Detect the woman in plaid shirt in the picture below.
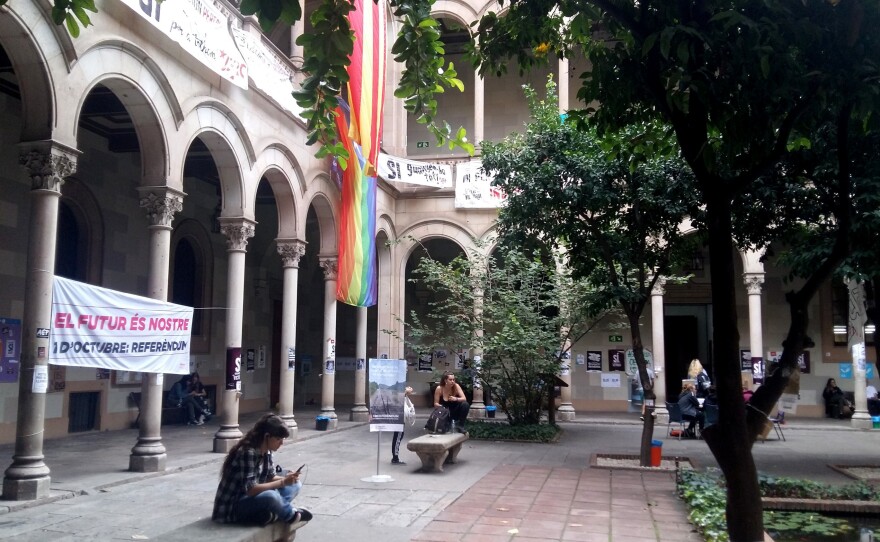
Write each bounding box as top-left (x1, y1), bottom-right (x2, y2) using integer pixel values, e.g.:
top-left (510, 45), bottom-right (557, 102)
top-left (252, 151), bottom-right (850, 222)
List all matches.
top-left (212, 413), bottom-right (312, 529)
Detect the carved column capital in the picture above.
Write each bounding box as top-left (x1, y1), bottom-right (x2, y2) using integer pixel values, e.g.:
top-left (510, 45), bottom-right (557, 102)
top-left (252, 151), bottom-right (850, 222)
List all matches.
top-left (137, 187), bottom-right (185, 228)
top-left (19, 143), bottom-right (79, 192)
top-left (743, 273), bottom-right (765, 295)
top-left (651, 276), bottom-right (667, 297)
top-left (319, 257), bottom-right (338, 281)
top-left (219, 218), bottom-right (256, 252)
top-left (277, 239), bottom-right (307, 268)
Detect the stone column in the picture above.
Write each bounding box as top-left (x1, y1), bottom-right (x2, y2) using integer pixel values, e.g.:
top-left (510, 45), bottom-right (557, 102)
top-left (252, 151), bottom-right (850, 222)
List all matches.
top-left (473, 70), bottom-right (485, 150)
top-left (744, 273), bottom-right (765, 386)
top-left (213, 218), bottom-right (255, 453)
top-left (276, 239), bottom-right (306, 436)
top-left (556, 256), bottom-right (575, 422)
top-left (319, 257), bottom-right (338, 430)
top-left (848, 279), bottom-right (871, 428)
top-left (129, 188), bottom-right (184, 472)
top-left (350, 306), bottom-right (368, 421)
top-left (3, 143), bottom-right (77, 500)
top-left (651, 277), bottom-right (668, 422)
top-left (558, 57), bottom-right (569, 114)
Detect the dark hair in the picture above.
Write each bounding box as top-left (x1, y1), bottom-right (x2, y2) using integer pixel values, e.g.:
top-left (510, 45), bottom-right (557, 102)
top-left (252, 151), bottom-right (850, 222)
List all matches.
top-left (191, 371), bottom-right (200, 380)
top-left (440, 372), bottom-right (455, 386)
top-left (221, 413), bottom-right (290, 477)
top-left (826, 378), bottom-right (837, 388)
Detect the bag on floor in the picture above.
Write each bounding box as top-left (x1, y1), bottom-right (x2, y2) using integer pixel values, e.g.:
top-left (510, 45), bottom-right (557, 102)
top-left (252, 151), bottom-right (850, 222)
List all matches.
top-left (425, 406), bottom-right (451, 434)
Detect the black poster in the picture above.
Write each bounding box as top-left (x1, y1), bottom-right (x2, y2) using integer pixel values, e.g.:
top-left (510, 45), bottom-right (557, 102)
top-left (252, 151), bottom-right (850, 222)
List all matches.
top-left (798, 351), bottom-right (811, 374)
top-left (586, 351), bottom-right (602, 371)
top-left (609, 349), bottom-right (625, 371)
top-left (226, 347), bottom-right (241, 390)
top-left (740, 349), bottom-right (752, 371)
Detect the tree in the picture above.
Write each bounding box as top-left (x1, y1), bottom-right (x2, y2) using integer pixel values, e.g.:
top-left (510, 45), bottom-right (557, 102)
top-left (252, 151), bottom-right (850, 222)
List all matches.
top-left (403, 243), bottom-right (614, 426)
top-left (469, 1), bottom-right (880, 539)
top-left (481, 79), bottom-right (699, 465)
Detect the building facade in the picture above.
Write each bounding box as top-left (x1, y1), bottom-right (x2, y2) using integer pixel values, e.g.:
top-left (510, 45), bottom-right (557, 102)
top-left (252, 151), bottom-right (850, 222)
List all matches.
top-left (0, 0), bottom-right (874, 499)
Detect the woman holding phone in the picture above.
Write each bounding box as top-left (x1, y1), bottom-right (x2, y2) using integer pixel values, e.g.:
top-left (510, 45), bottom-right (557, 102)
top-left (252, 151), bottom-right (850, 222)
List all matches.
top-left (213, 413), bottom-right (312, 529)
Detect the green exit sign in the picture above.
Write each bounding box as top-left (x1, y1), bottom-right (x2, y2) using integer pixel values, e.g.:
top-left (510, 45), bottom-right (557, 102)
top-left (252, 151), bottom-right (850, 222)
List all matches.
top-left (609, 335), bottom-right (623, 343)
top-left (416, 141), bottom-right (430, 148)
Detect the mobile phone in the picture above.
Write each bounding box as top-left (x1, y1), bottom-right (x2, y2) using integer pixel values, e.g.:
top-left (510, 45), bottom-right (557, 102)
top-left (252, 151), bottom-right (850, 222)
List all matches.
top-left (295, 464), bottom-right (305, 474)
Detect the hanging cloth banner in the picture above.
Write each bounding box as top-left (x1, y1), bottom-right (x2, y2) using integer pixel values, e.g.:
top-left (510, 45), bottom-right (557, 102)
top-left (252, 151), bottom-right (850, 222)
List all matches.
top-left (454, 160), bottom-right (507, 208)
top-left (377, 152), bottom-right (453, 188)
top-left (335, 0), bottom-right (387, 307)
top-left (231, 27), bottom-right (303, 118)
top-left (118, 0), bottom-right (248, 89)
top-left (50, 276), bottom-right (193, 374)
top-left (368, 358), bottom-right (407, 432)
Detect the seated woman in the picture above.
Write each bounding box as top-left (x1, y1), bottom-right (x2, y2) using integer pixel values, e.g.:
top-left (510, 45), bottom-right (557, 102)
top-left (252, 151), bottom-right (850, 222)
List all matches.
top-left (677, 383), bottom-right (704, 438)
top-left (434, 372), bottom-right (469, 432)
top-left (822, 378), bottom-right (851, 419)
top-left (213, 413), bottom-right (312, 529)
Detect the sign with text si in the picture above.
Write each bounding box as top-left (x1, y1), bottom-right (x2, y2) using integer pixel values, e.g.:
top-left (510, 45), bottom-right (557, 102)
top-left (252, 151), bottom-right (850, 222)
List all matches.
top-left (608, 349), bottom-right (625, 372)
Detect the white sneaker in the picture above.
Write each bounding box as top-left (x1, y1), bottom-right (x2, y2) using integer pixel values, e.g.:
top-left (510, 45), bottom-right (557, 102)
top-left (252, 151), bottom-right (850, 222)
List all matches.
top-left (198, 414), bottom-right (205, 424)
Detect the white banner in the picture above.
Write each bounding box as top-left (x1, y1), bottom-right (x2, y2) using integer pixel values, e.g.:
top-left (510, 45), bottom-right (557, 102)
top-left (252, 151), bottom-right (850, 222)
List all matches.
top-left (368, 358), bottom-right (407, 432)
top-left (378, 153), bottom-right (452, 188)
top-left (119, 0), bottom-right (248, 89)
top-left (454, 160), bottom-right (507, 208)
top-left (50, 277), bottom-right (193, 374)
top-left (231, 27), bottom-right (302, 118)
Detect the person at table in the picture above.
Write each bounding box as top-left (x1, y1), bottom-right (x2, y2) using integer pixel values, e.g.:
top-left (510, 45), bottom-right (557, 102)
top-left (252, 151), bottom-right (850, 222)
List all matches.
top-left (434, 372), bottom-right (469, 433)
top-left (677, 382), bottom-right (704, 438)
top-left (867, 379), bottom-right (880, 416)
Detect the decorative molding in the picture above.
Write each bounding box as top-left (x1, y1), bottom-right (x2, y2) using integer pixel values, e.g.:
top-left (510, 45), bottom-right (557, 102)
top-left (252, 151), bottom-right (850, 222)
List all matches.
top-left (319, 257), bottom-right (338, 281)
top-left (651, 277), bottom-right (667, 297)
top-left (19, 148), bottom-right (78, 191)
top-left (743, 273), bottom-right (765, 295)
top-left (139, 190), bottom-right (184, 227)
top-left (220, 219), bottom-right (256, 251)
top-left (276, 239), bottom-right (307, 268)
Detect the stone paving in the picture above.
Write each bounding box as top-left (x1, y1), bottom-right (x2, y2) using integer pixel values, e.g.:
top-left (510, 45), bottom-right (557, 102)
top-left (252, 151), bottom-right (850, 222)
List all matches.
top-left (0, 411), bottom-right (876, 541)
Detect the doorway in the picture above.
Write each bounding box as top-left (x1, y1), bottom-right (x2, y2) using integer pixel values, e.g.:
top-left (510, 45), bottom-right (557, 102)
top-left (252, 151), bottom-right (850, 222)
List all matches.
top-left (664, 304), bottom-right (711, 397)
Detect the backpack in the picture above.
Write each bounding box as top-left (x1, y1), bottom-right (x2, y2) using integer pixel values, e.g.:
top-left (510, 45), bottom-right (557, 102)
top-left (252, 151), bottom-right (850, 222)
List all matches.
top-left (425, 406), bottom-right (451, 434)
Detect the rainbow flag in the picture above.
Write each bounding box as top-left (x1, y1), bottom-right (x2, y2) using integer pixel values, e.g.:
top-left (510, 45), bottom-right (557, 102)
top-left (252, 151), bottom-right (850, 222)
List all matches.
top-left (335, 0), bottom-right (386, 307)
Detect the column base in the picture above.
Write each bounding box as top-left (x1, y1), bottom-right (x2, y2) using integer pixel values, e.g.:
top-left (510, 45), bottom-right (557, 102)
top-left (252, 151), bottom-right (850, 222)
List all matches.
top-left (280, 416), bottom-right (299, 440)
top-left (851, 412), bottom-right (872, 430)
top-left (468, 403), bottom-right (486, 419)
top-left (350, 406), bottom-right (369, 422)
top-left (213, 425), bottom-right (243, 453)
top-left (556, 405), bottom-right (576, 421)
top-left (129, 453), bottom-right (166, 473)
top-left (2, 475), bottom-right (50, 501)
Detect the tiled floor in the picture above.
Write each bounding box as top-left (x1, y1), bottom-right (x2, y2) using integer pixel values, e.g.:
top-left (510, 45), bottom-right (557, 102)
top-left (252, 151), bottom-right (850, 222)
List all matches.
top-left (413, 465), bottom-right (702, 542)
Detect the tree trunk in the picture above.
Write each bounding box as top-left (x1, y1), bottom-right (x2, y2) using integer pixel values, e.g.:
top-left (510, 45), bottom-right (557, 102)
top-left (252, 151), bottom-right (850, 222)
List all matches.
top-left (701, 193), bottom-right (765, 542)
top-left (628, 311), bottom-right (655, 466)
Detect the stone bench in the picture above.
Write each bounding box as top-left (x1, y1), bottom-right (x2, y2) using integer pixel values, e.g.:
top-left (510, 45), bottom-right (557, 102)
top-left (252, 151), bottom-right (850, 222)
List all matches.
top-left (159, 517), bottom-right (298, 542)
top-left (406, 432), bottom-right (468, 472)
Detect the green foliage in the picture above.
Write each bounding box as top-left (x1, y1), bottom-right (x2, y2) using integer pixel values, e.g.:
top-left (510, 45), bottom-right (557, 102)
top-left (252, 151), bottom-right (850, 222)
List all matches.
top-left (464, 420), bottom-right (560, 443)
top-left (402, 243), bottom-right (612, 426)
top-left (678, 470), bottom-right (880, 542)
top-left (757, 474), bottom-right (880, 502)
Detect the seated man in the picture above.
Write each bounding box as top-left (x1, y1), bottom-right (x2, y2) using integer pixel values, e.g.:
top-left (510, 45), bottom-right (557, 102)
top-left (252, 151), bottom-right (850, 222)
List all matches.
top-left (867, 380), bottom-right (880, 416)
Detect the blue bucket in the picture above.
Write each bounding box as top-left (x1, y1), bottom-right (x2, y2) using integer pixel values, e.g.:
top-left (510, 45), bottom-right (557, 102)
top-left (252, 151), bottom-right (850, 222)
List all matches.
top-left (315, 416), bottom-right (329, 431)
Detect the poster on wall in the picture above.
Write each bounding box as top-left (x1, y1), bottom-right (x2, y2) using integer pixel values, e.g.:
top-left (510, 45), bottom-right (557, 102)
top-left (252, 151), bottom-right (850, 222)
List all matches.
top-left (368, 358), bottom-right (407, 432)
top-left (586, 351), bottom-right (602, 372)
top-left (0, 318), bottom-right (21, 383)
top-left (601, 373), bottom-right (621, 388)
top-left (418, 351), bottom-right (433, 372)
top-left (226, 347), bottom-right (242, 390)
top-left (740, 349), bottom-right (752, 372)
top-left (608, 349), bottom-right (625, 371)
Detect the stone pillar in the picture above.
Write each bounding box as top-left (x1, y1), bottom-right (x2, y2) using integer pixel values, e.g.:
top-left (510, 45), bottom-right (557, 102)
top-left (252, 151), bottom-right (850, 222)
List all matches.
top-left (848, 279), bottom-right (871, 428)
top-left (129, 188), bottom-right (184, 472)
top-left (276, 239), bottom-right (306, 436)
top-left (469, 262), bottom-right (486, 419)
top-left (558, 57), bottom-right (569, 114)
top-left (3, 143), bottom-right (77, 500)
top-left (473, 70), bottom-right (485, 150)
top-left (319, 257), bottom-right (339, 430)
top-left (213, 218), bottom-right (255, 453)
top-left (350, 306), bottom-right (368, 421)
top-left (651, 277), bottom-right (668, 422)
top-left (744, 273), bottom-right (765, 387)
top-left (556, 344), bottom-right (575, 421)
